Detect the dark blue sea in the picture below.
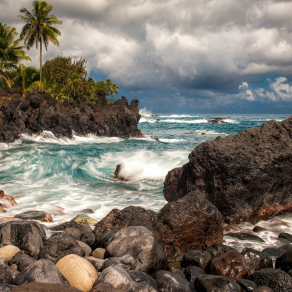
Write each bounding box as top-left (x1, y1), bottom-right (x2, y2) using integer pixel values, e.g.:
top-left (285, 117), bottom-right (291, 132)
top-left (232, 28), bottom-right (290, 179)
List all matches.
top-left (0, 111), bottom-right (291, 251)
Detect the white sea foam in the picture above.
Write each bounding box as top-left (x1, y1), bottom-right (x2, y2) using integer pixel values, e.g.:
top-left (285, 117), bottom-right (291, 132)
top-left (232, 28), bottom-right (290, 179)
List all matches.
top-left (163, 118), bottom-right (208, 124)
top-left (193, 130), bottom-right (227, 136)
top-left (221, 119), bottom-right (238, 123)
top-left (139, 108), bottom-right (153, 117)
top-left (159, 138), bottom-right (185, 143)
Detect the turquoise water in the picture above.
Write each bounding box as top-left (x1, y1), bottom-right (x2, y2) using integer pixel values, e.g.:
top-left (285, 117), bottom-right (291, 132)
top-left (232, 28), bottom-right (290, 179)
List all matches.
top-left (0, 111), bottom-right (290, 232)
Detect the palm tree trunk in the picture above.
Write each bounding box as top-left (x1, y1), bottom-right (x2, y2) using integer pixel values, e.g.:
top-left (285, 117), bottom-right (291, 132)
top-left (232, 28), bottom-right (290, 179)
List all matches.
top-left (40, 38), bottom-right (43, 91)
top-left (0, 70), bottom-right (12, 88)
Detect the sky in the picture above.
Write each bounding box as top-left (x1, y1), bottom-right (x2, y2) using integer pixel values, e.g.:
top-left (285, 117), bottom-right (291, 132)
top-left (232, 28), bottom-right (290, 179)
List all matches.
top-left (1, 0), bottom-right (292, 114)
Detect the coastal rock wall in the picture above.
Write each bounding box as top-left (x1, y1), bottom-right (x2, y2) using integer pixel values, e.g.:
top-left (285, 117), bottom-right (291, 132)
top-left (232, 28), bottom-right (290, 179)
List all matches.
top-left (0, 89), bottom-right (142, 143)
top-left (164, 116), bottom-right (292, 223)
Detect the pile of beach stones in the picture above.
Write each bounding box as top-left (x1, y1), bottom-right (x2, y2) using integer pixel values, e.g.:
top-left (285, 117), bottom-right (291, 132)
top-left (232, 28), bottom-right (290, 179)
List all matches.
top-left (1, 213), bottom-right (292, 292)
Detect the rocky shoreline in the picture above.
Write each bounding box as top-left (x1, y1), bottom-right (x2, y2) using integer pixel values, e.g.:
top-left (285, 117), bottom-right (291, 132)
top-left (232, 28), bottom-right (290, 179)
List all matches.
top-left (0, 89), bottom-right (143, 143)
top-left (1, 114), bottom-right (292, 291)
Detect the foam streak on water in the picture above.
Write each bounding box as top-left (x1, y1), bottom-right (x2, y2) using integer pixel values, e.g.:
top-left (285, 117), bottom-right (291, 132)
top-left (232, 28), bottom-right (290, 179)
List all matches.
top-left (1, 112), bottom-right (292, 253)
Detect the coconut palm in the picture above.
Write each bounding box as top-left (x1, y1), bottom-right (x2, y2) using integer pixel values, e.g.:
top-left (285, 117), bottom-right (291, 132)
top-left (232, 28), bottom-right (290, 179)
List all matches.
top-left (0, 23), bottom-right (31, 88)
top-left (65, 72), bottom-right (82, 99)
top-left (18, 1), bottom-right (62, 86)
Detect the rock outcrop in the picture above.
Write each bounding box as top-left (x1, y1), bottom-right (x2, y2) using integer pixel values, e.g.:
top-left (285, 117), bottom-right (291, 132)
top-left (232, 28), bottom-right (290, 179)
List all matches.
top-left (0, 89), bottom-right (142, 143)
top-left (164, 116), bottom-right (292, 223)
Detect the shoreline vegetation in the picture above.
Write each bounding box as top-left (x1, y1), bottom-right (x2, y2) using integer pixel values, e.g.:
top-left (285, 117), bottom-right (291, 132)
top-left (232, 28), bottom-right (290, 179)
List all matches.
top-left (1, 1), bottom-right (292, 292)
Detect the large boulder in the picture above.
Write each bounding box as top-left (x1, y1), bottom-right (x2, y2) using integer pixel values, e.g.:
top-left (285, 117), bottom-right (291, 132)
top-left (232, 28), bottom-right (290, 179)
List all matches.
top-left (94, 206), bottom-right (159, 242)
top-left (39, 234), bottom-right (85, 264)
top-left (14, 210), bottom-right (53, 222)
top-left (163, 116), bottom-right (292, 223)
top-left (56, 254), bottom-right (98, 292)
top-left (156, 191), bottom-right (223, 253)
top-left (13, 259), bottom-right (68, 286)
top-left (106, 226), bottom-right (165, 274)
top-left (0, 221), bottom-right (46, 258)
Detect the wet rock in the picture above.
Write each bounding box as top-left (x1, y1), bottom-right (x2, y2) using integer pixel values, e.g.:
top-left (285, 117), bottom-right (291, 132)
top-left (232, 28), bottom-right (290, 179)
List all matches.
top-left (0, 207), bottom-right (6, 213)
top-left (127, 270), bottom-right (157, 290)
top-left (0, 284), bottom-right (17, 292)
top-left (0, 221), bottom-right (46, 258)
top-left (13, 259), bottom-right (68, 286)
top-left (70, 215), bottom-right (98, 225)
top-left (236, 279), bottom-right (257, 291)
top-left (39, 234), bottom-right (85, 264)
top-left (9, 251), bottom-right (36, 272)
top-left (94, 206), bottom-right (159, 242)
top-left (167, 261), bottom-right (181, 272)
top-left (185, 266), bottom-right (205, 291)
top-left (224, 233), bottom-right (265, 243)
top-left (205, 244), bottom-right (234, 258)
top-left (86, 257), bottom-right (104, 272)
top-left (81, 209), bottom-right (95, 214)
top-left (14, 210), bottom-right (53, 222)
top-left (0, 259), bottom-right (15, 284)
top-left (275, 251), bottom-right (292, 273)
top-left (156, 270), bottom-right (191, 292)
top-left (163, 116), bottom-right (292, 224)
top-left (279, 233), bottom-right (292, 242)
top-left (171, 268), bottom-right (186, 279)
top-left (0, 91), bottom-right (142, 143)
top-left (241, 248), bottom-right (273, 274)
top-left (51, 222), bottom-right (96, 247)
top-left (253, 226), bottom-right (266, 233)
top-left (194, 274), bottom-right (242, 292)
top-left (95, 266), bottom-right (142, 291)
top-left (250, 268), bottom-right (292, 292)
top-left (101, 255), bottom-right (135, 271)
top-left (156, 191), bottom-right (223, 253)
top-left (106, 226), bottom-right (165, 274)
top-left (64, 227), bottom-right (82, 240)
top-left (95, 231), bottom-right (116, 249)
top-left (77, 240), bottom-right (92, 257)
top-left (254, 287), bottom-right (273, 292)
top-left (12, 283), bottom-right (82, 292)
top-left (210, 250), bottom-right (249, 279)
top-left (56, 254), bottom-right (98, 292)
top-left (182, 249), bottom-right (211, 270)
top-left (262, 247), bottom-right (285, 258)
top-left (0, 245), bottom-right (20, 262)
top-left (0, 190), bottom-right (17, 207)
top-left (92, 248), bottom-right (106, 259)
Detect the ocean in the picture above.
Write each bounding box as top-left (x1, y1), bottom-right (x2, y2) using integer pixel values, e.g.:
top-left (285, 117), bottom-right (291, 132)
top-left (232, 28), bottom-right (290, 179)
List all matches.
top-left (0, 111), bottom-right (291, 252)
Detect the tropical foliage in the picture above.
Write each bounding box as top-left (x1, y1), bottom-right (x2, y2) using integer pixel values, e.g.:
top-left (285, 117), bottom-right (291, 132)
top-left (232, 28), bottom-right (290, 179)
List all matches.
top-left (0, 1), bottom-right (119, 104)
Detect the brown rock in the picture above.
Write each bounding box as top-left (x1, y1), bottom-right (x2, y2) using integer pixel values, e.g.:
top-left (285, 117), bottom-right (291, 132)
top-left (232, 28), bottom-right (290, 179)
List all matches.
top-left (164, 116), bottom-right (292, 224)
top-left (0, 245), bottom-right (20, 262)
top-left (14, 210), bottom-right (53, 222)
top-left (0, 190), bottom-right (17, 207)
top-left (10, 264), bottom-right (17, 271)
top-left (210, 250), bottom-right (249, 279)
top-left (92, 248), bottom-right (106, 259)
top-left (156, 191), bottom-right (223, 253)
top-left (12, 283), bottom-right (82, 292)
top-left (9, 251), bottom-right (36, 272)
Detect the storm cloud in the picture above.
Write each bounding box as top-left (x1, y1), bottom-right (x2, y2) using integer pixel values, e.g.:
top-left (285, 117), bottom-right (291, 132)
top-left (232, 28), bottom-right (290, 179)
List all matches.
top-left (1, 0), bottom-right (292, 112)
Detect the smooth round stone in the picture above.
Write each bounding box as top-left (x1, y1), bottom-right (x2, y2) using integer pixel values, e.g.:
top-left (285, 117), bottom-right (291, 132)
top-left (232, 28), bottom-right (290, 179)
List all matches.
top-left (171, 269), bottom-right (186, 279)
top-left (0, 245), bottom-right (20, 262)
top-left (236, 279), bottom-right (257, 291)
top-left (168, 261), bottom-right (181, 272)
top-left (279, 233), bottom-right (292, 243)
top-left (77, 241), bottom-right (92, 257)
top-left (253, 226), bottom-right (266, 233)
top-left (92, 248), bottom-right (106, 259)
top-left (70, 215), bottom-right (98, 225)
top-left (85, 257), bottom-right (104, 272)
top-left (224, 233), bottom-right (265, 243)
top-left (64, 228), bottom-right (82, 240)
top-left (262, 248), bottom-right (285, 258)
top-left (56, 254), bottom-right (98, 292)
top-left (275, 251), bottom-right (292, 273)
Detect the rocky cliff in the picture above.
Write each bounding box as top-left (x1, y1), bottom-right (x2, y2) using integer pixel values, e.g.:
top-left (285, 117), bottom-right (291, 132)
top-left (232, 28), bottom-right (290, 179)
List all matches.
top-left (164, 116), bottom-right (292, 224)
top-left (0, 89), bottom-right (142, 143)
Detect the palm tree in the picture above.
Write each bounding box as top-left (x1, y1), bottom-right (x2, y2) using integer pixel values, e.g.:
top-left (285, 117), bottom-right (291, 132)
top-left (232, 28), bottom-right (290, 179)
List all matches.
top-left (18, 1), bottom-right (62, 86)
top-left (0, 23), bottom-right (31, 88)
top-left (65, 72), bottom-right (82, 99)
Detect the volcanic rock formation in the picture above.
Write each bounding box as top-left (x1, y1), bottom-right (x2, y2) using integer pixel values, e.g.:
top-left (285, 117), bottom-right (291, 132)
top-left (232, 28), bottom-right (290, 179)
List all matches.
top-left (0, 89), bottom-right (142, 143)
top-left (164, 116), bottom-right (292, 224)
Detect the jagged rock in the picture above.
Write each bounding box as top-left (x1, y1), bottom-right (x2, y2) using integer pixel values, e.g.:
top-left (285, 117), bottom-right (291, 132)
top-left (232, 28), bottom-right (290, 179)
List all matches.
top-left (94, 206), bottom-right (159, 242)
top-left (56, 254), bottom-right (98, 292)
top-left (14, 210), bottom-right (53, 222)
top-left (106, 226), bottom-right (165, 274)
top-left (12, 283), bottom-right (82, 292)
top-left (242, 248), bottom-right (273, 274)
top-left (50, 222), bottom-right (95, 247)
top-left (156, 270), bottom-right (191, 292)
top-left (156, 191), bottom-right (223, 253)
top-left (13, 259), bottom-right (68, 286)
top-left (194, 274), bottom-right (242, 292)
top-left (163, 116), bottom-right (292, 223)
top-left (0, 221), bottom-right (46, 258)
top-left (9, 251), bottom-right (36, 272)
top-left (39, 234), bottom-right (85, 263)
top-left (0, 90), bottom-right (142, 143)
top-left (250, 268), bottom-right (292, 292)
top-left (210, 250), bottom-right (249, 279)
